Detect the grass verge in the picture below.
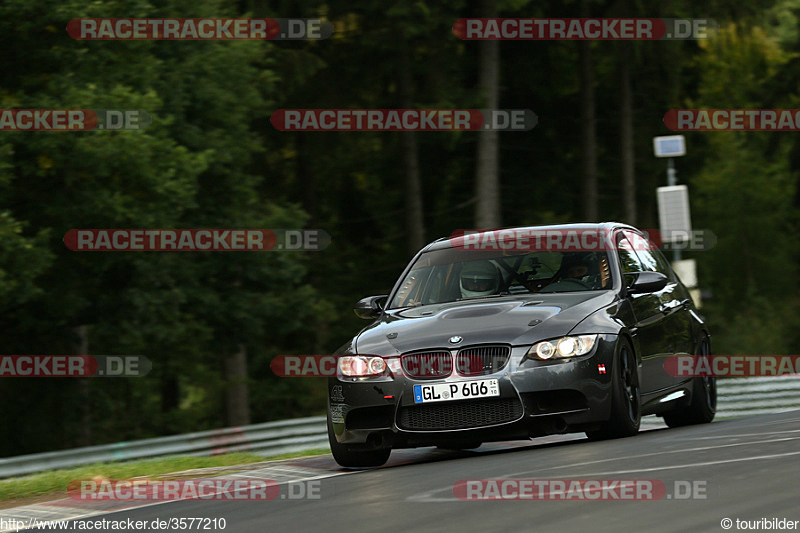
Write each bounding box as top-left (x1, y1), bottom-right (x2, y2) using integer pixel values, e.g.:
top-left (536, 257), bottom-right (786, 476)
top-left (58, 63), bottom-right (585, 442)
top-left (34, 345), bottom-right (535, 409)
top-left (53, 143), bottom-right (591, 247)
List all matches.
top-left (0, 448), bottom-right (330, 503)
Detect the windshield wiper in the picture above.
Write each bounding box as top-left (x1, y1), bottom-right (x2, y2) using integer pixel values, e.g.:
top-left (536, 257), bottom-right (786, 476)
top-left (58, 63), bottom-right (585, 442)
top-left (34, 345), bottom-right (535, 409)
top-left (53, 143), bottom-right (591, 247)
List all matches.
top-left (507, 285), bottom-right (533, 294)
top-left (456, 292), bottom-right (510, 302)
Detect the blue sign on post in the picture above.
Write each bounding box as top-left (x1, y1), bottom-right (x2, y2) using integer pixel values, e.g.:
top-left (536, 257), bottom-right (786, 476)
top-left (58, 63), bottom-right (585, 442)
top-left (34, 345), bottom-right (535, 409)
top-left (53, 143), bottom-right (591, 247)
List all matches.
top-left (653, 135), bottom-right (686, 158)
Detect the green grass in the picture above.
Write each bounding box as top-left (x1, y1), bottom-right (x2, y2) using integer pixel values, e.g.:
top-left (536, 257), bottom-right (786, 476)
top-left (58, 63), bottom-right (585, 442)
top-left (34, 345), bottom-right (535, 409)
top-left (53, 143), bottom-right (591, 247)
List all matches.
top-left (0, 448), bottom-right (330, 502)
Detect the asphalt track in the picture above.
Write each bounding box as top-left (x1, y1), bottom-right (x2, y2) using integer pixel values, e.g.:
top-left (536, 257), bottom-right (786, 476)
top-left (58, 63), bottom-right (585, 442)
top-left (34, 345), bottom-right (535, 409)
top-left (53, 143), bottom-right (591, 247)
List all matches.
top-left (27, 411), bottom-right (800, 533)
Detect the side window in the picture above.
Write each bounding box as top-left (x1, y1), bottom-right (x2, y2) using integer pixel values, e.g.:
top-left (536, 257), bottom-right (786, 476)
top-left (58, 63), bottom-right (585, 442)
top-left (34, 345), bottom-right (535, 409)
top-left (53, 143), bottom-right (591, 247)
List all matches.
top-left (625, 231), bottom-right (675, 281)
top-left (394, 268), bottom-right (427, 307)
top-left (651, 248), bottom-right (676, 281)
top-left (616, 234), bottom-right (643, 275)
top-left (421, 268), bottom-right (444, 304)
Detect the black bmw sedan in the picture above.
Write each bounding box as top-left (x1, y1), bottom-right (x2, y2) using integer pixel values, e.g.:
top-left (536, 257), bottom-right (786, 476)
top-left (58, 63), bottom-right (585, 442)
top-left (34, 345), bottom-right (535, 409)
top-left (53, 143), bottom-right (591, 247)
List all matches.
top-left (327, 223), bottom-right (715, 467)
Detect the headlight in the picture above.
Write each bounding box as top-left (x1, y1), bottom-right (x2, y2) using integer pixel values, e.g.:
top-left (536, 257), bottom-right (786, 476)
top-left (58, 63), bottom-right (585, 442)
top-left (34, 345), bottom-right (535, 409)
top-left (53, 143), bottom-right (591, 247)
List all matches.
top-left (528, 334), bottom-right (598, 360)
top-left (338, 355), bottom-right (387, 377)
top-left (536, 341), bottom-right (555, 359)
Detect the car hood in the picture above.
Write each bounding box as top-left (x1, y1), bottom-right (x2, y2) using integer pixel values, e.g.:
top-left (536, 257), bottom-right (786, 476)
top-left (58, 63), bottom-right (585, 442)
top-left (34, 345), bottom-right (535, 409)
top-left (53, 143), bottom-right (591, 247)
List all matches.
top-left (355, 291), bottom-right (617, 355)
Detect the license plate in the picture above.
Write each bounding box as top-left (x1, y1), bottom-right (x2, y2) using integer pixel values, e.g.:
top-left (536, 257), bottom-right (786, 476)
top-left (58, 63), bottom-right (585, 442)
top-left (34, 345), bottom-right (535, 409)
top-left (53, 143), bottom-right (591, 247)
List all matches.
top-left (413, 379), bottom-right (499, 404)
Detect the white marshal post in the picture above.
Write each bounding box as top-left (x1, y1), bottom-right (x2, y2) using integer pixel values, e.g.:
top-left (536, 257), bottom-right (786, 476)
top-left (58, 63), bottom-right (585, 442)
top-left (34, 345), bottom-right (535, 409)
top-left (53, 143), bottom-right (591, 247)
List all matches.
top-left (653, 135), bottom-right (701, 307)
top-left (653, 135), bottom-right (687, 261)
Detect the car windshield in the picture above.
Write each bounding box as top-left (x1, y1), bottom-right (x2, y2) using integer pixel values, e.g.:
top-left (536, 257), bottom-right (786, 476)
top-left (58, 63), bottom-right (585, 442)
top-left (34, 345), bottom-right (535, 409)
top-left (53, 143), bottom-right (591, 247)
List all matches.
top-left (389, 248), bottom-right (613, 309)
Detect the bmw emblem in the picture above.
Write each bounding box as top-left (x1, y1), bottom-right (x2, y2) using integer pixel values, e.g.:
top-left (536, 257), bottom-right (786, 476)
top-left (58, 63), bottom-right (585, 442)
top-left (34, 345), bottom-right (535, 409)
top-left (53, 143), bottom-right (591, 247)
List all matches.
top-left (449, 336), bottom-right (463, 344)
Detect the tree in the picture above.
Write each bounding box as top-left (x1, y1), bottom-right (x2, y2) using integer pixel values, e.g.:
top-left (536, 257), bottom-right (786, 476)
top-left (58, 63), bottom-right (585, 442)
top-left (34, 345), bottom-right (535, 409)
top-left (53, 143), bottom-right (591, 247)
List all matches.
top-left (618, 40), bottom-right (636, 224)
top-left (474, 0), bottom-right (501, 228)
top-left (580, 36), bottom-right (599, 222)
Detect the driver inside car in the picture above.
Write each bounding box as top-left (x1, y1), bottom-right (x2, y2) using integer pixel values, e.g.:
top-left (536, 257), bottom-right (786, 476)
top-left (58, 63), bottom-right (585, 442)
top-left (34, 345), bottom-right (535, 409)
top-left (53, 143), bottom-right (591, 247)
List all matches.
top-left (459, 261), bottom-right (501, 298)
top-left (559, 254), bottom-right (591, 280)
top-left (538, 253), bottom-right (596, 291)
top-left (563, 260), bottom-right (589, 280)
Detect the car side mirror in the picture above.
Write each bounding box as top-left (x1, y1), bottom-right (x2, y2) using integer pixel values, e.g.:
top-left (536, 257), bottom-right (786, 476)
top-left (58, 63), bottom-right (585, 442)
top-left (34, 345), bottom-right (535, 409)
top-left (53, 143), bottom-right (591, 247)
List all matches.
top-left (353, 295), bottom-right (388, 319)
top-left (626, 271), bottom-right (669, 295)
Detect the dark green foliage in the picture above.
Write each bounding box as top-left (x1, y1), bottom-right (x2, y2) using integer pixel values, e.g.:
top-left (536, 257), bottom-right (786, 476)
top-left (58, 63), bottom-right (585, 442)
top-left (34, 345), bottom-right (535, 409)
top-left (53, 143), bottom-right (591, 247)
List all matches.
top-left (0, 0), bottom-right (797, 456)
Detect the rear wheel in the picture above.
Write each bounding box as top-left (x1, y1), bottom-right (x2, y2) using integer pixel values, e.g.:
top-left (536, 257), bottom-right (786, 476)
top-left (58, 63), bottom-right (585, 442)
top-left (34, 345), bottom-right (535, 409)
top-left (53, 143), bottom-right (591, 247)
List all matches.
top-left (586, 337), bottom-right (641, 440)
top-left (327, 416), bottom-right (391, 467)
top-left (664, 337), bottom-right (716, 427)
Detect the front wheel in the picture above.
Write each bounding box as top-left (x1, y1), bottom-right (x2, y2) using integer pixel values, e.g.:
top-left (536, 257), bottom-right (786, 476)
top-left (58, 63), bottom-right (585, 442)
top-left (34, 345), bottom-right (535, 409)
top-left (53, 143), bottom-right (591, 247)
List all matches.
top-left (327, 416), bottom-right (391, 467)
top-left (664, 337), bottom-right (716, 427)
top-left (586, 337), bottom-right (641, 440)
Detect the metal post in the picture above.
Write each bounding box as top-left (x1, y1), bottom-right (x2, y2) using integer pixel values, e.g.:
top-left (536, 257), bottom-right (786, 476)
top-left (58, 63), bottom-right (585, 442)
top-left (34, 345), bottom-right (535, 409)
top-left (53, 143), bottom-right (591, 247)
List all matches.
top-left (667, 157), bottom-right (677, 186)
top-left (667, 158), bottom-right (681, 261)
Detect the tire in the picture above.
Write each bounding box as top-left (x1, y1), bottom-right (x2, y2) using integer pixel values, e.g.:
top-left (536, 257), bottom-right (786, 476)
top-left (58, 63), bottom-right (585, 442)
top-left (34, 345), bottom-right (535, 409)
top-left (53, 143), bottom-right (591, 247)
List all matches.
top-left (586, 337), bottom-right (641, 440)
top-left (327, 416), bottom-right (391, 467)
top-left (664, 337), bottom-right (716, 428)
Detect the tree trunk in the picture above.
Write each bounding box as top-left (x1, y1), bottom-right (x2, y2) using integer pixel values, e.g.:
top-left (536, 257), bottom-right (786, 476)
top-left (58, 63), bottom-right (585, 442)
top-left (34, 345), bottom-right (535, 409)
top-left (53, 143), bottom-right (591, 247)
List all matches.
top-left (579, 38), bottom-right (598, 221)
top-left (474, 0), bottom-right (501, 229)
top-left (224, 343), bottom-right (250, 426)
top-left (620, 41), bottom-right (637, 224)
top-left (399, 39), bottom-right (425, 255)
top-left (74, 325), bottom-right (91, 447)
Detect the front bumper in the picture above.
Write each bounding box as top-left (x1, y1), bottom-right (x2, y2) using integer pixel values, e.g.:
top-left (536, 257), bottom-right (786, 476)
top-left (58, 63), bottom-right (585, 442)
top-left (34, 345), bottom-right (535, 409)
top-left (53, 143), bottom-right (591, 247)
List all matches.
top-left (328, 334), bottom-right (619, 448)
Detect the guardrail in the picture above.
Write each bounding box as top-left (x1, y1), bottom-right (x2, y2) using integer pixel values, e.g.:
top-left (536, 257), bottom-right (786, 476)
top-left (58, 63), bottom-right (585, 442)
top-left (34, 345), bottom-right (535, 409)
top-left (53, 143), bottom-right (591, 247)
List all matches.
top-left (2, 376), bottom-right (799, 479)
top-left (0, 416), bottom-right (328, 479)
top-left (644, 376), bottom-right (800, 430)
top-left (716, 375), bottom-right (800, 418)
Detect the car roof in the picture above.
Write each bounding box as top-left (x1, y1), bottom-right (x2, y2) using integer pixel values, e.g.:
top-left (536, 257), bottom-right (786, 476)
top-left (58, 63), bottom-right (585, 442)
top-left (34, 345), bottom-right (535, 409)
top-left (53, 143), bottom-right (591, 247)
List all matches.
top-left (423, 222), bottom-right (638, 252)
